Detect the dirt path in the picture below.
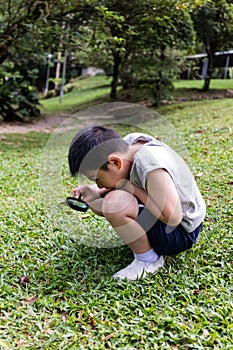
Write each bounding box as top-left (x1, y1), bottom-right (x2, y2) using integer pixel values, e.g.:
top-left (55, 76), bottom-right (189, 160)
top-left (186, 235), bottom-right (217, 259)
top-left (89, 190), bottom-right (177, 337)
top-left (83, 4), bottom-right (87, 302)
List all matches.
top-left (1, 89), bottom-right (232, 134)
top-left (0, 113), bottom-right (70, 134)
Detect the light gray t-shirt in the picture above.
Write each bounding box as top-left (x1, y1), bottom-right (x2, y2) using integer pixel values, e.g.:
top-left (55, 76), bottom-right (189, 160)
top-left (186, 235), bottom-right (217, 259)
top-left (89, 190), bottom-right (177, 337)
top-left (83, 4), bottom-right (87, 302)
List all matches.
top-left (124, 133), bottom-right (206, 232)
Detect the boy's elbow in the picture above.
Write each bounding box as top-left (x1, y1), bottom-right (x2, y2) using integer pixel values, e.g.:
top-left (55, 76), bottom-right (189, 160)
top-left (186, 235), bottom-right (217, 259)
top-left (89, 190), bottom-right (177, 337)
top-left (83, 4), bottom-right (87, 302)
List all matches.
top-left (164, 205), bottom-right (182, 227)
top-left (168, 214), bottom-right (182, 227)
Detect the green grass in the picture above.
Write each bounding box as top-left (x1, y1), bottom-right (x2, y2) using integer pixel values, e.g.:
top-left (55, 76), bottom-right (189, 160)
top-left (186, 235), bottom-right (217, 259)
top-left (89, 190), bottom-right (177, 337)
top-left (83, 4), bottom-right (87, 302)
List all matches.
top-left (0, 92), bottom-right (232, 349)
top-left (173, 79), bottom-right (233, 102)
top-left (174, 79), bottom-right (233, 90)
top-left (41, 76), bottom-right (112, 114)
top-left (40, 76), bottom-right (233, 117)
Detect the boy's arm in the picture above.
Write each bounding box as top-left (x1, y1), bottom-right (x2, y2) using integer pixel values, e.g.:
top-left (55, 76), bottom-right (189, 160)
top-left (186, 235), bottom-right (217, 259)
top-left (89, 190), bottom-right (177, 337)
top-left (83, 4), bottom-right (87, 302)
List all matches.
top-left (98, 187), bottom-right (112, 197)
top-left (132, 169), bottom-right (182, 227)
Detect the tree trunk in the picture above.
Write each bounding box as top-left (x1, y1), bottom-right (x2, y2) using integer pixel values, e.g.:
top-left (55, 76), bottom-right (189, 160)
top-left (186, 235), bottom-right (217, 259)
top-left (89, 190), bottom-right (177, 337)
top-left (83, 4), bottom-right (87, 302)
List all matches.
top-left (203, 51), bottom-right (215, 92)
top-left (110, 51), bottom-right (120, 99)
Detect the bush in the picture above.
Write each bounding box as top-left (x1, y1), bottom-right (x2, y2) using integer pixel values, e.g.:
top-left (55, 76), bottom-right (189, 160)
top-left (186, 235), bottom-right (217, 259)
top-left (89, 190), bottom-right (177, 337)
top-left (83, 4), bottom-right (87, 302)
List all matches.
top-left (0, 78), bottom-right (41, 122)
top-left (120, 49), bottom-right (181, 106)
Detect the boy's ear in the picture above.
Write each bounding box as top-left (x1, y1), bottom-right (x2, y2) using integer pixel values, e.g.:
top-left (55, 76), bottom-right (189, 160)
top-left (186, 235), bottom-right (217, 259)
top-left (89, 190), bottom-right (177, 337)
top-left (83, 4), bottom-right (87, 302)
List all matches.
top-left (108, 155), bottom-right (123, 169)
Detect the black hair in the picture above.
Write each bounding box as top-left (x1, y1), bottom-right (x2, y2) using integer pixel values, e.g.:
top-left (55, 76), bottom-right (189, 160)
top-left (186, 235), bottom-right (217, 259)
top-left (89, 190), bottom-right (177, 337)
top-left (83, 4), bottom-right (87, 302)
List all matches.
top-left (68, 125), bottom-right (129, 176)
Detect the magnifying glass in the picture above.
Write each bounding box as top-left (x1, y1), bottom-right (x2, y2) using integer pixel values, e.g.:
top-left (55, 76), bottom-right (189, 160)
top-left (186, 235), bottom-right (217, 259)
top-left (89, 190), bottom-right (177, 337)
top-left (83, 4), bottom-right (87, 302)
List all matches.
top-left (66, 195), bottom-right (89, 212)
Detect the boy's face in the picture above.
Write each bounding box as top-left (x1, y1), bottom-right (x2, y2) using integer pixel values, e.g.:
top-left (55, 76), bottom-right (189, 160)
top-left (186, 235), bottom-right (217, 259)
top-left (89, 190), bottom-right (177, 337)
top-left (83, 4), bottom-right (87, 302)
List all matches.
top-left (85, 168), bottom-right (118, 189)
top-left (85, 155), bottom-right (129, 189)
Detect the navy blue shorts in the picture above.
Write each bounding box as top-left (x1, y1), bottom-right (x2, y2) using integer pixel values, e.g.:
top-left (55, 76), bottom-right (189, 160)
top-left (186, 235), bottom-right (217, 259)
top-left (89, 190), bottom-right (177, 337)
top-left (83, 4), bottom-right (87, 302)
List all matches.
top-left (136, 205), bottom-right (202, 256)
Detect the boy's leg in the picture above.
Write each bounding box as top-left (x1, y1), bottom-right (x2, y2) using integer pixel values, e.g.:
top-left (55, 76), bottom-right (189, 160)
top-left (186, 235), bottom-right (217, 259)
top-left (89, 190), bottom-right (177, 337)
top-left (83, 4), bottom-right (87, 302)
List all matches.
top-left (102, 190), bottom-right (164, 281)
top-left (137, 205), bottom-right (202, 256)
top-left (102, 189), bottom-right (150, 251)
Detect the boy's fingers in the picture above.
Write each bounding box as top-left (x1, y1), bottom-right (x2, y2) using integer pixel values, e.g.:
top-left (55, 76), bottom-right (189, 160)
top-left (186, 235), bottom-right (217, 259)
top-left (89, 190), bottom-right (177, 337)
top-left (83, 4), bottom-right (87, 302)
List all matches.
top-left (72, 189), bottom-right (80, 197)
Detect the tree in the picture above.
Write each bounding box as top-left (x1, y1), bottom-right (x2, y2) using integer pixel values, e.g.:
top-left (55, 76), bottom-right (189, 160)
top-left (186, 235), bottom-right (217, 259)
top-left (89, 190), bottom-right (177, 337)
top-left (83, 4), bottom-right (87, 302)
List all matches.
top-left (191, 0), bottom-right (233, 91)
top-left (0, 0), bottom-right (49, 64)
top-left (0, 0), bottom-right (97, 121)
top-left (0, 0), bottom-right (93, 61)
top-left (80, 0), bottom-right (194, 100)
top-left (118, 2), bottom-right (194, 104)
top-left (0, 0), bottom-right (203, 121)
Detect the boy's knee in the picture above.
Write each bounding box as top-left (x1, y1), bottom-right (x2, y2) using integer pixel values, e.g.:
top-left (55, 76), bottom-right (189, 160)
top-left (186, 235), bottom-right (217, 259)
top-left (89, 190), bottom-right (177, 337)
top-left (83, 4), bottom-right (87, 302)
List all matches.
top-left (102, 190), bottom-right (138, 219)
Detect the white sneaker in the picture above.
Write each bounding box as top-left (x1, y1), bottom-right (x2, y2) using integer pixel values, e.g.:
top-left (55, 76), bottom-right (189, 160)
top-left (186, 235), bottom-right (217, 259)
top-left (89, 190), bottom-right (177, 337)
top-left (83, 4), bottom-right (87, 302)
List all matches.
top-left (112, 256), bottom-right (164, 281)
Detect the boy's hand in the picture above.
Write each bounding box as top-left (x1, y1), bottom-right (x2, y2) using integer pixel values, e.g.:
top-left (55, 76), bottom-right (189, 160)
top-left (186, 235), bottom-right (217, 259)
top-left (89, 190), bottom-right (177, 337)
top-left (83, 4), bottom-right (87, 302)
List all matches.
top-left (72, 185), bottom-right (109, 216)
top-left (72, 185), bottom-right (100, 203)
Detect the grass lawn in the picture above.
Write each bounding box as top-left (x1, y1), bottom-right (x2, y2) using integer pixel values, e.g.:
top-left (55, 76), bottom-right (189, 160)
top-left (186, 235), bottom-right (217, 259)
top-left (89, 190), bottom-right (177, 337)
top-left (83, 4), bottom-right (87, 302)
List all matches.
top-left (173, 79), bottom-right (233, 102)
top-left (0, 81), bottom-right (232, 349)
top-left (40, 76), bottom-right (112, 114)
top-left (174, 79), bottom-right (233, 90)
top-left (41, 76), bottom-right (233, 115)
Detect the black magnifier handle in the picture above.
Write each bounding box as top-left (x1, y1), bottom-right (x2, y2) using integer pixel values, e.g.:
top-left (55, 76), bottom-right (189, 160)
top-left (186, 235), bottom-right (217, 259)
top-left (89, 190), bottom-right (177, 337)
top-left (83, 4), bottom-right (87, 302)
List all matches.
top-left (66, 195), bottom-right (89, 212)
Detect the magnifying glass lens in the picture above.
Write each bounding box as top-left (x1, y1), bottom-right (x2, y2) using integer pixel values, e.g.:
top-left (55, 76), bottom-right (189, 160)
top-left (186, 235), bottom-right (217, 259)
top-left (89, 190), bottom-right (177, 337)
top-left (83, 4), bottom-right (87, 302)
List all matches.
top-left (66, 197), bottom-right (89, 212)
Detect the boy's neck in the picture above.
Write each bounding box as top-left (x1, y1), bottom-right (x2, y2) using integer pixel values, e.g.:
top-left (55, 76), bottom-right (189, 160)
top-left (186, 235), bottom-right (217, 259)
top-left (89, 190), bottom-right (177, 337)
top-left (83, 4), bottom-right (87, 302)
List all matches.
top-left (120, 143), bottom-right (144, 178)
top-left (127, 142), bottom-right (144, 160)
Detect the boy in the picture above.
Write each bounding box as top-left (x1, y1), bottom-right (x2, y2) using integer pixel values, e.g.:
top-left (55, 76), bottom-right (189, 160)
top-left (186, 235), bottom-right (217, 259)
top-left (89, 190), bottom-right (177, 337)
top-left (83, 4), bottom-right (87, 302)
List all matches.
top-left (68, 125), bottom-right (206, 281)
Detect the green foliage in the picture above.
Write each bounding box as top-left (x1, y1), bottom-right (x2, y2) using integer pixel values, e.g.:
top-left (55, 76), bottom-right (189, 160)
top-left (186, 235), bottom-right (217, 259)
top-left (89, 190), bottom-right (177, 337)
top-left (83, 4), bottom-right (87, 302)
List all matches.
top-left (191, 0), bottom-right (233, 51)
top-left (75, 1), bottom-right (195, 101)
top-left (0, 0), bottom-right (50, 64)
top-left (0, 1), bottom-right (100, 118)
top-left (1, 0), bottom-right (229, 111)
top-left (191, 0), bottom-right (233, 90)
top-left (120, 49), bottom-right (185, 106)
top-left (0, 54), bottom-right (41, 122)
top-left (0, 97), bottom-right (232, 348)
top-left (0, 78), bottom-right (41, 122)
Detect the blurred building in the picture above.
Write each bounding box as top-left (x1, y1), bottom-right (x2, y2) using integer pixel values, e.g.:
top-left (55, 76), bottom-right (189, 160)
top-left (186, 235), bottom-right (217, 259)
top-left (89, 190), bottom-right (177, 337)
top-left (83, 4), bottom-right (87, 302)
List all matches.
top-left (182, 50), bottom-right (233, 80)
